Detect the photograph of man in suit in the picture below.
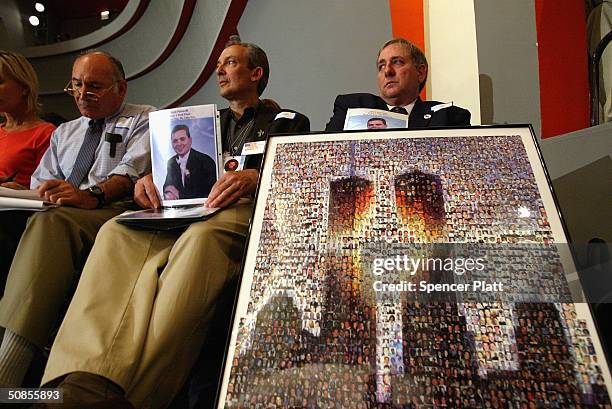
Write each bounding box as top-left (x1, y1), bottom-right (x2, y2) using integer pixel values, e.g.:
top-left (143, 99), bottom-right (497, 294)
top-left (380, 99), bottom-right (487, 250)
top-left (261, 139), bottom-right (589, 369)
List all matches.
top-left (367, 117), bottom-right (388, 129)
top-left (163, 124), bottom-right (216, 200)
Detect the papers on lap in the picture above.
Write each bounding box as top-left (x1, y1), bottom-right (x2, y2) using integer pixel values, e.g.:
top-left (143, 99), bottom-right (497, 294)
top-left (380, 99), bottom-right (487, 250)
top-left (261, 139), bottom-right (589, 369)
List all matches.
top-left (115, 205), bottom-right (220, 230)
top-left (0, 187), bottom-right (56, 211)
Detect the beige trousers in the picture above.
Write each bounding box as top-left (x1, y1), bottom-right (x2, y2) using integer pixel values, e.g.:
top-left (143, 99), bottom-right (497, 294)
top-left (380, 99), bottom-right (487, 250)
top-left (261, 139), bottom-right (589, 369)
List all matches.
top-left (0, 206), bottom-right (124, 348)
top-left (42, 199), bottom-right (253, 409)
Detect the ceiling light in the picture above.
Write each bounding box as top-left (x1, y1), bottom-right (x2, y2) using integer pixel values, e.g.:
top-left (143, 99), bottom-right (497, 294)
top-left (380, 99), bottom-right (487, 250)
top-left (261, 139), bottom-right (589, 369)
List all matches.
top-left (100, 10), bottom-right (110, 20)
top-left (34, 2), bottom-right (45, 12)
top-left (29, 15), bottom-right (40, 26)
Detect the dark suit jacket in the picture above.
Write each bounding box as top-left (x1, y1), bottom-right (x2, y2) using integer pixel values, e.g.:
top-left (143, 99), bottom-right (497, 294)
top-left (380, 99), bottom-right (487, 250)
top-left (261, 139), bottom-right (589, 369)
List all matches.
top-left (219, 103), bottom-right (310, 171)
top-left (163, 148), bottom-right (216, 199)
top-left (325, 93), bottom-right (471, 131)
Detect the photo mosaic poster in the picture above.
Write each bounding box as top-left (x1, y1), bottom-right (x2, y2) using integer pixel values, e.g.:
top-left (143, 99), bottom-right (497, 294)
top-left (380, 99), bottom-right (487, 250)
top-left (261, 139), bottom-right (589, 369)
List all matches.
top-left (217, 127), bottom-right (611, 408)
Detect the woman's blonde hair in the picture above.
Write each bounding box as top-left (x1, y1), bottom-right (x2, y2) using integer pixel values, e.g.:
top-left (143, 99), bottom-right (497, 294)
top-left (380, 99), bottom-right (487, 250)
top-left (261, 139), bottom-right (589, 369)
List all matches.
top-left (0, 50), bottom-right (41, 115)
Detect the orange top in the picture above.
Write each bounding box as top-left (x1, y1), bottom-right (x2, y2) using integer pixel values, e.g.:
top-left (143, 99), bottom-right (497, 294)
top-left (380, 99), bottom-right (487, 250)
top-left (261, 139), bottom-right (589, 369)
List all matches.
top-left (0, 122), bottom-right (55, 187)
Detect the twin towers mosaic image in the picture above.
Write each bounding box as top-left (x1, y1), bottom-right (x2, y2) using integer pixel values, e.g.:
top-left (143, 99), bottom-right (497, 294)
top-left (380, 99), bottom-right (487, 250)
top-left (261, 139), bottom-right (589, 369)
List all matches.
top-left (223, 135), bottom-right (610, 408)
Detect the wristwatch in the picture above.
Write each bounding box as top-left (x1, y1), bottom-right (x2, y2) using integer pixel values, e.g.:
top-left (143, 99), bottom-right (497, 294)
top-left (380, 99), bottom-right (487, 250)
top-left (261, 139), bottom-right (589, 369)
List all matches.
top-left (87, 185), bottom-right (106, 208)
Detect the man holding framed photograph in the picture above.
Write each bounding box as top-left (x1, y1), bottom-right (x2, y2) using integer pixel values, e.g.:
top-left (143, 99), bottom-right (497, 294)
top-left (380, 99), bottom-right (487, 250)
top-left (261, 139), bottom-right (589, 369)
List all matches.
top-left (325, 37), bottom-right (471, 131)
top-left (36, 38), bottom-right (309, 408)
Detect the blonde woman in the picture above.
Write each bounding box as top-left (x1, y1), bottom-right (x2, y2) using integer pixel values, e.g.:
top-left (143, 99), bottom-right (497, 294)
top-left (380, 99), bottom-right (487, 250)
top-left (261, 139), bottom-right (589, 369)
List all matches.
top-left (0, 50), bottom-right (54, 189)
top-left (0, 51), bottom-right (55, 299)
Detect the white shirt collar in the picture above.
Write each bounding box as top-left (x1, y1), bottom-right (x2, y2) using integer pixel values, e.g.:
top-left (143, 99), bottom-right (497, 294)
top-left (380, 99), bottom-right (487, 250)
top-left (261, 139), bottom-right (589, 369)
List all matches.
top-left (176, 150), bottom-right (191, 166)
top-left (386, 101), bottom-right (416, 117)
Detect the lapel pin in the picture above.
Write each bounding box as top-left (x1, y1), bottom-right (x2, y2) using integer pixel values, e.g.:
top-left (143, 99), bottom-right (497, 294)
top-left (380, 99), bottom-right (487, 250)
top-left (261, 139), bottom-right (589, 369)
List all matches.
top-left (257, 129), bottom-right (265, 138)
top-left (424, 114), bottom-right (432, 119)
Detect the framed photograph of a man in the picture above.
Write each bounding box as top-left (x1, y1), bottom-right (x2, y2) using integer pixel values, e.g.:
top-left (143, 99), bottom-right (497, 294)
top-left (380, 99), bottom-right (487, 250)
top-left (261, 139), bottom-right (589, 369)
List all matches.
top-left (215, 126), bottom-right (611, 408)
top-left (149, 105), bottom-right (222, 206)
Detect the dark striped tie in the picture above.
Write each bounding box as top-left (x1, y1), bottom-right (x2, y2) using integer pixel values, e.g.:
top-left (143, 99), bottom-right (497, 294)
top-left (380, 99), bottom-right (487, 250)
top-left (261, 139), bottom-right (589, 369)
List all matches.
top-left (391, 106), bottom-right (408, 115)
top-left (67, 119), bottom-right (103, 187)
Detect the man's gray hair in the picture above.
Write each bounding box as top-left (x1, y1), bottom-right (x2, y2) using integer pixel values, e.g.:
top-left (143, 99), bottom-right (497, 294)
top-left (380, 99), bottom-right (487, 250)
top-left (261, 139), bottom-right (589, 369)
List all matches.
top-left (377, 38), bottom-right (428, 92)
top-left (225, 35), bottom-right (269, 96)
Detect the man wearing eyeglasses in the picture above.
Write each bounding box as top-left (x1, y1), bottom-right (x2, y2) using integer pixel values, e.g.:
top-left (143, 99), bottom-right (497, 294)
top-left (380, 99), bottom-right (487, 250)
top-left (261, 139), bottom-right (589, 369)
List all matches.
top-left (33, 38), bottom-right (309, 409)
top-left (0, 51), bottom-right (153, 388)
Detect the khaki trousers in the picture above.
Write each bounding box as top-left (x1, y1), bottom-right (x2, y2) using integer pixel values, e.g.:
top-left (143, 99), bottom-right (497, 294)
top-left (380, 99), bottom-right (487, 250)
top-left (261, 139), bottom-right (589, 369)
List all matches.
top-left (42, 199), bottom-right (253, 409)
top-left (0, 206), bottom-right (124, 348)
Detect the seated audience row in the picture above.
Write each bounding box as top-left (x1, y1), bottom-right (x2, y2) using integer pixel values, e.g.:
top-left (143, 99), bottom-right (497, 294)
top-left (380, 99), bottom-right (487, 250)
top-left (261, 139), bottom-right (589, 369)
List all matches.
top-left (0, 36), bottom-right (469, 408)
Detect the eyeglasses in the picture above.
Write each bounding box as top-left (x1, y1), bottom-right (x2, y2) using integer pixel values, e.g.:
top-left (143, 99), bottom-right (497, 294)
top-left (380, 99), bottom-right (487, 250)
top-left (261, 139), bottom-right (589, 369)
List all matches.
top-left (63, 80), bottom-right (119, 102)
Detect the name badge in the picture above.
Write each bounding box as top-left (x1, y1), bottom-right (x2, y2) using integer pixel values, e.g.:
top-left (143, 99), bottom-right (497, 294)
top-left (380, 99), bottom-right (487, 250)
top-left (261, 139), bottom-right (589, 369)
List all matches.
top-left (115, 116), bottom-right (134, 129)
top-left (222, 153), bottom-right (245, 172)
top-left (430, 102), bottom-right (453, 112)
top-left (241, 141), bottom-right (266, 156)
top-left (275, 111), bottom-right (296, 120)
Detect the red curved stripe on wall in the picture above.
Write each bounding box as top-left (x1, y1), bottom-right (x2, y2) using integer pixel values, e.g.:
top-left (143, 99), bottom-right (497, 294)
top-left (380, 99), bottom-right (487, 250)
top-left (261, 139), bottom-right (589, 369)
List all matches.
top-left (40, 0), bottom-right (192, 96)
top-left (167, 0), bottom-right (249, 108)
top-left (88, 0), bottom-right (152, 50)
top-left (43, 0), bottom-right (152, 57)
top-left (126, 0), bottom-right (198, 80)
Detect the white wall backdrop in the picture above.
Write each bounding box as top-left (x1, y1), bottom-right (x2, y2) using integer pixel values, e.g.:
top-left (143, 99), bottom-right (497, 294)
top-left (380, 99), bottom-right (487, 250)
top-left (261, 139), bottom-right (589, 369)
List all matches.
top-left (184, 0), bottom-right (393, 131)
top-left (473, 0), bottom-right (542, 136)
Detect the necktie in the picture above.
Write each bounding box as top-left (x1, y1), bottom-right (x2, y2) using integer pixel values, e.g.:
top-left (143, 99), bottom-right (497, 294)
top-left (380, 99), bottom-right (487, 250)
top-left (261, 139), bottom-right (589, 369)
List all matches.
top-left (391, 106), bottom-right (408, 115)
top-left (176, 156), bottom-right (188, 187)
top-left (67, 119), bottom-right (103, 187)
